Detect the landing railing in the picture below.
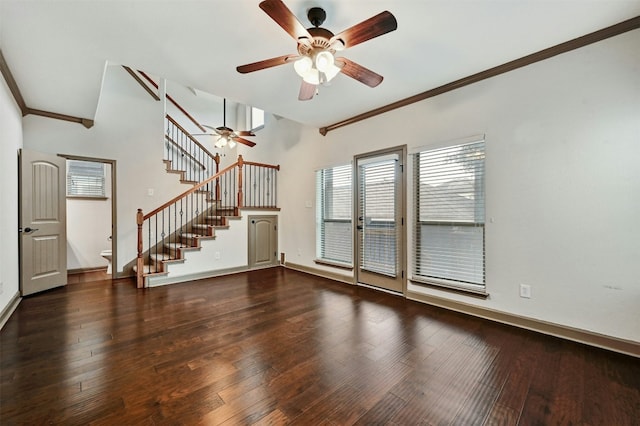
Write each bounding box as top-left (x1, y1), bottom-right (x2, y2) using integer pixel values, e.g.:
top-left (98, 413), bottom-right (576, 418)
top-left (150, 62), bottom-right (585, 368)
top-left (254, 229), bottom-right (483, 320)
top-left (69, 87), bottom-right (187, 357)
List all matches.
top-left (165, 114), bottom-right (219, 183)
top-left (136, 155), bottom-right (279, 288)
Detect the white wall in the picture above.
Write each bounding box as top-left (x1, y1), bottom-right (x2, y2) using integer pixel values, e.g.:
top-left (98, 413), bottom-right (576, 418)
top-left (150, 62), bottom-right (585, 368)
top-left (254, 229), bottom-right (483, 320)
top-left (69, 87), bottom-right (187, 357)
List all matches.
top-left (23, 64), bottom-right (195, 275)
top-left (256, 30), bottom-right (640, 343)
top-left (0, 68), bottom-right (22, 316)
top-left (66, 163), bottom-right (112, 271)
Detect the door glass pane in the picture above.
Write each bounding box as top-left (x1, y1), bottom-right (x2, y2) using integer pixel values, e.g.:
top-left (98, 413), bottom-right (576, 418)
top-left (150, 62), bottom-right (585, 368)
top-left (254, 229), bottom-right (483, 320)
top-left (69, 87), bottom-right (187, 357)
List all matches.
top-left (358, 158), bottom-right (397, 276)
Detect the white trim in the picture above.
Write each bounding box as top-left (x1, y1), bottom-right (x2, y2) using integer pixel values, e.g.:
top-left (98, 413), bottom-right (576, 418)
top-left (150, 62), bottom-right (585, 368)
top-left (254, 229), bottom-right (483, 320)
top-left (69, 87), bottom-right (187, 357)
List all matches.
top-left (0, 291), bottom-right (21, 330)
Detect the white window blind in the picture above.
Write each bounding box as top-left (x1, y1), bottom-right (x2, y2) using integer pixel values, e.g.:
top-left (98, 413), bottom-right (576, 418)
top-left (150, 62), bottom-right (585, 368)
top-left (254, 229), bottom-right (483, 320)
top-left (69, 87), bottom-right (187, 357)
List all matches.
top-left (358, 158), bottom-right (397, 277)
top-left (413, 140), bottom-right (485, 290)
top-left (316, 164), bottom-right (352, 265)
top-left (67, 160), bottom-right (106, 198)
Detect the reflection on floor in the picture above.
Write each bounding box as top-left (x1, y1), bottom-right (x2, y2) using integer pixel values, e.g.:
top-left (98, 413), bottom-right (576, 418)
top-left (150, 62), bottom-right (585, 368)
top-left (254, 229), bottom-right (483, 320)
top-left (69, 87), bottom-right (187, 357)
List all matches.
top-left (67, 268), bottom-right (111, 284)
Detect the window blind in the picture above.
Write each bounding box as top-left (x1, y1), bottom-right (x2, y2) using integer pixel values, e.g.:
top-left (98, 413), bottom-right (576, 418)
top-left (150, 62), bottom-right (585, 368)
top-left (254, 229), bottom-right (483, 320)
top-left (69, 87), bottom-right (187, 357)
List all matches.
top-left (358, 158), bottom-right (397, 277)
top-left (413, 140), bottom-right (485, 289)
top-left (316, 164), bottom-right (352, 265)
top-left (67, 160), bottom-right (106, 198)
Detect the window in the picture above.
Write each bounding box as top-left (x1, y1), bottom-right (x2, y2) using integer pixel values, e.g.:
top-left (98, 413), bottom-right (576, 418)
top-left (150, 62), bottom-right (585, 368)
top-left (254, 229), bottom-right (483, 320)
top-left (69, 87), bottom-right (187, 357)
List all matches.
top-left (413, 139), bottom-right (485, 292)
top-left (249, 106), bottom-right (264, 132)
top-left (67, 160), bottom-right (106, 198)
top-left (316, 164), bottom-right (352, 267)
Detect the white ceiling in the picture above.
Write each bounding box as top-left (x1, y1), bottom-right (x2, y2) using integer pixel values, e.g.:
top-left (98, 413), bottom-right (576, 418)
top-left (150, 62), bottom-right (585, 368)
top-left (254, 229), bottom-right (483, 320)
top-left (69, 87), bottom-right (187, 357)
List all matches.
top-left (1, 1), bottom-right (639, 129)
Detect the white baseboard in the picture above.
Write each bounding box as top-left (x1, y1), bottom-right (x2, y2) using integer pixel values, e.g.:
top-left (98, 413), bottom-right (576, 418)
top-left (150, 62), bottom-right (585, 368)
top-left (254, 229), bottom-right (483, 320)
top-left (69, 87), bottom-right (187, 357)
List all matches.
top-left (284, 262), bottom-right (354, 285)
top-left (0, 291), bottom-right (21, 330)
top-left (406, 290), bottom-right (640, 358)
top-left (146, 264), bottom-right (279, 287)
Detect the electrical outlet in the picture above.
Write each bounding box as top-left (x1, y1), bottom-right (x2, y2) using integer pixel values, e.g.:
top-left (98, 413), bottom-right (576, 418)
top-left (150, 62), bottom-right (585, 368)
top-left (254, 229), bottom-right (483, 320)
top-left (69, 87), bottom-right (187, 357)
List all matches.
top-left (0, 281), bottom-right (3, 295)
top-left (215, 251), bottom-right (220, 260)
top-left (520, 284), bottom-right (531, 299)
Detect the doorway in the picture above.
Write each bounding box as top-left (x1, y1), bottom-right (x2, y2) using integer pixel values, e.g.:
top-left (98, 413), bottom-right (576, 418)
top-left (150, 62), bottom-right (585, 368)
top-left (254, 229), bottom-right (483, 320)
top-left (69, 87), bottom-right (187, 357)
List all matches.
top-left (354, 146), bottom-right (406, 293)
top-left (63, 155), bottom-right (117, 281)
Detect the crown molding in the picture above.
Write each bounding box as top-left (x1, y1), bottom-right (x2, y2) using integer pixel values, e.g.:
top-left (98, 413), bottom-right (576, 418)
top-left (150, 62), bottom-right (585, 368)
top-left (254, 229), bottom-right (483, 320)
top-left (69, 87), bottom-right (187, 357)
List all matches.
top-left (0, 49), bottom-right (94, 128)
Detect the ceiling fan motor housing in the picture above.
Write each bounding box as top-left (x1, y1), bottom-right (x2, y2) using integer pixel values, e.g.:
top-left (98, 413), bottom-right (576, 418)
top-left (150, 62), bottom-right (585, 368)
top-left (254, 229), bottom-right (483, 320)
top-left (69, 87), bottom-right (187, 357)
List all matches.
top-left (307, 7), bottom-right (326, 27)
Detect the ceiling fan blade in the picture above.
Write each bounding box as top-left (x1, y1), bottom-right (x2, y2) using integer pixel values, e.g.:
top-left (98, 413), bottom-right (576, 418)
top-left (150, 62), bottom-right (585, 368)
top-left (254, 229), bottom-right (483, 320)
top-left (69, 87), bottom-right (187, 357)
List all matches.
top-left (337, 58), bottom-right (383, 88)
top-left (330, 11), bottom-right (397, 49)
top-left (298, 80), bottom-right (316, 101)
top-left (259, 0), bottom-right (312, 41)
top-left (233, 137), bottom-right (257, 147)
top-left (236, 54), bottom-right (297, 74)
top-left (203, 124), bottom-right (223, 135)
top-left (235, 130), bottom-right (256, 137)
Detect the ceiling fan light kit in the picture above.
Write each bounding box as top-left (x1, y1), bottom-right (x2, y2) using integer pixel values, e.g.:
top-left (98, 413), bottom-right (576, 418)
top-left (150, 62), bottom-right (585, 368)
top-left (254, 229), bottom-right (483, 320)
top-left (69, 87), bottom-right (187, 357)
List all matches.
top-left (236, 0), bottom-right (397, 100)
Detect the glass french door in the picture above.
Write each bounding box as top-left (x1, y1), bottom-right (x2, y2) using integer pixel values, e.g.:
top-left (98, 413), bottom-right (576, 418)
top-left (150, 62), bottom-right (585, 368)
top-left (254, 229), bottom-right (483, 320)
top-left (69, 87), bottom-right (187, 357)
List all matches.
top-left (355, 147), bottom-right (405, 293)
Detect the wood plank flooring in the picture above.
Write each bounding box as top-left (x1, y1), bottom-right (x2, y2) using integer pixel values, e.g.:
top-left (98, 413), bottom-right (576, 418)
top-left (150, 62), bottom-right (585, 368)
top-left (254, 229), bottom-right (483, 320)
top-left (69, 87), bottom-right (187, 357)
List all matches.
top-left (1, 267), bottom-right (638, 425)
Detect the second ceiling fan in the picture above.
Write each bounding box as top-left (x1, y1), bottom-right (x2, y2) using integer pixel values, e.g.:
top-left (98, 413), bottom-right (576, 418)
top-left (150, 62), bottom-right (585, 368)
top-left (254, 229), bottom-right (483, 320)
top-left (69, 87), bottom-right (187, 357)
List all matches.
top-left (193, 98), bottom-right (256, 148)
top-left (236, 0), bottom-right (397, 100)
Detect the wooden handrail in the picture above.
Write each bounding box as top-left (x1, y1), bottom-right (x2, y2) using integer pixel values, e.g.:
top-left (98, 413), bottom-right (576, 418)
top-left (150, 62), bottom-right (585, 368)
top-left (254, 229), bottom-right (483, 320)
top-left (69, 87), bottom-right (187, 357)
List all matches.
top-left (243, 161), bottom-right (280, 171)
top-left (165, 135), bottom-right (206, 170)
top-left (138, 70), bottom-right (207, 133)
top-left (166, 114), bottom-right (216, 159)
top-left (143, 160), bottom-right (240, 220)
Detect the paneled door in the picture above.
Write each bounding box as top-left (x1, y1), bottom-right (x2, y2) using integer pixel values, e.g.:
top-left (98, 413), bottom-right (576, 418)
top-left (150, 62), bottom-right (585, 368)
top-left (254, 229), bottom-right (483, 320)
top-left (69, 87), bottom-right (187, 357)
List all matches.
top-left (248, 215), bottom-right (278, 269)
top-left (19, 149), bottom-right (67, 296)
top-left (355, 147), bottom-right (406, 293)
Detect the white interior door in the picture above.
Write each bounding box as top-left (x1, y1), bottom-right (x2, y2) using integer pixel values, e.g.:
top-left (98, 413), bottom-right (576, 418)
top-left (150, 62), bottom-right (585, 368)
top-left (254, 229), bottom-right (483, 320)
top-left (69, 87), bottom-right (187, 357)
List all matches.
top-left (20, 149), bottom-right (67, 296)
top-left (355, 147), bottom-right (405, 293)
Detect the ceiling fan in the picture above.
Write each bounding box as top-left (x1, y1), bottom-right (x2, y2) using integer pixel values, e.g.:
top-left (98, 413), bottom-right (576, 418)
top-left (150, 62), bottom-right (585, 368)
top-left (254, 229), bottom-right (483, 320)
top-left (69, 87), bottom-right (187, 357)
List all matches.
top-left (236, 0), bottom-right (397, 101)
top-left (193, 98), bottom-right (256, 148)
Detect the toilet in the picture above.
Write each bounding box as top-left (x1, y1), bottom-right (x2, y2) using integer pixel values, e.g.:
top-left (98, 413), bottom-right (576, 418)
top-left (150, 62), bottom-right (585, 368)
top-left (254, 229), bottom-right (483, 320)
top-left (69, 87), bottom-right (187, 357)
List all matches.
top-left (100, 249), bottom-right (112, 274)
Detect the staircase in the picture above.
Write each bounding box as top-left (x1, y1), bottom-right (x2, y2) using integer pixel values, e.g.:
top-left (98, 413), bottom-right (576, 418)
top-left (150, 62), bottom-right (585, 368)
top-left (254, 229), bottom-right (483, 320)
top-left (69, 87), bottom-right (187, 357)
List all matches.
top-left (135, 156), bottom-right (280, 288)
top-left (125, 66), bottom-right (279, 288)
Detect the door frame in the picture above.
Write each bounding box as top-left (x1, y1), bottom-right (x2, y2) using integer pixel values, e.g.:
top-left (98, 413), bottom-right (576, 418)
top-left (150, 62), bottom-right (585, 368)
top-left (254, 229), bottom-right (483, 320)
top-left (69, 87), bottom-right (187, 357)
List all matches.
top-left (59, 154), bottom-right (119, 278)
top-left (353, 145), bottom-right (407, 294)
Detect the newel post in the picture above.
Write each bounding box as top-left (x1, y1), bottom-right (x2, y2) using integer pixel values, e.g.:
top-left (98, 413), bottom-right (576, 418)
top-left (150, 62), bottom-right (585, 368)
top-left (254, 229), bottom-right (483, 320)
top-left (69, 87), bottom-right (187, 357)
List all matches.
top-left (237, 155), bottom-right (244, 210)
top-left (136, 208), bottom-right (144, 289)
top-left (214, 153), bottom-right (221, 201)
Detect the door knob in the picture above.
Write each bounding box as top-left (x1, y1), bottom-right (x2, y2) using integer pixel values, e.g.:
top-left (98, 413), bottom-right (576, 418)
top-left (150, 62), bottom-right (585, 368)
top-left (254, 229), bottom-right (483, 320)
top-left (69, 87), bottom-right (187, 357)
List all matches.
top-left (22, 227), bottom-right (39, 234)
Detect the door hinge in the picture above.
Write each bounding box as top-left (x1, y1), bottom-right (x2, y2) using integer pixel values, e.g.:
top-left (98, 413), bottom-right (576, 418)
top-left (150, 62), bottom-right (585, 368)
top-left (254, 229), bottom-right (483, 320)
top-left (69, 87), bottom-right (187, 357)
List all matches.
top-left (402, 270), bottom-right (405, 278)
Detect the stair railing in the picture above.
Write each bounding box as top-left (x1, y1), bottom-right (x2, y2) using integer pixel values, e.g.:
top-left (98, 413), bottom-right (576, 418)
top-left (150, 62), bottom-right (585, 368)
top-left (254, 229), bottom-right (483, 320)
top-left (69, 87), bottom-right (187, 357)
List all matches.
top-left (165, 114), bottom-right (219, 183)
top-left (136, 155), bottom-right (280, 288)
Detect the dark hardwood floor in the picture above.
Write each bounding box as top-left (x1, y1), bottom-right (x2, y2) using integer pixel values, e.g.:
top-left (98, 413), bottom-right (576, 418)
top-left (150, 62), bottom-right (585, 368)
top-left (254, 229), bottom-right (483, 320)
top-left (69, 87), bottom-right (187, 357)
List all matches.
top-left (1, 268), bottom-right (638, 425)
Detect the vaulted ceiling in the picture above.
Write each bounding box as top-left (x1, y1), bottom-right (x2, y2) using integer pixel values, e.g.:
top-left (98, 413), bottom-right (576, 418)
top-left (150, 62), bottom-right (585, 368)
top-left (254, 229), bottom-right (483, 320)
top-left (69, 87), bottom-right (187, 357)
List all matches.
top-left (1, 1), bottom-right (638, 129)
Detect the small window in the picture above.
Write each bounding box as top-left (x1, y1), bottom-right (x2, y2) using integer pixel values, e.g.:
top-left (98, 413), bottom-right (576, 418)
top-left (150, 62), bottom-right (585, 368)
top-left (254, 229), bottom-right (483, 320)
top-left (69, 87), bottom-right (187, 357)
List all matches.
top-left (250, 106), bottom-right (265, 132)
top-left (67, 160), bottom-right (106, 198)
top-left (316, 164), bottom-right (353, 267)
